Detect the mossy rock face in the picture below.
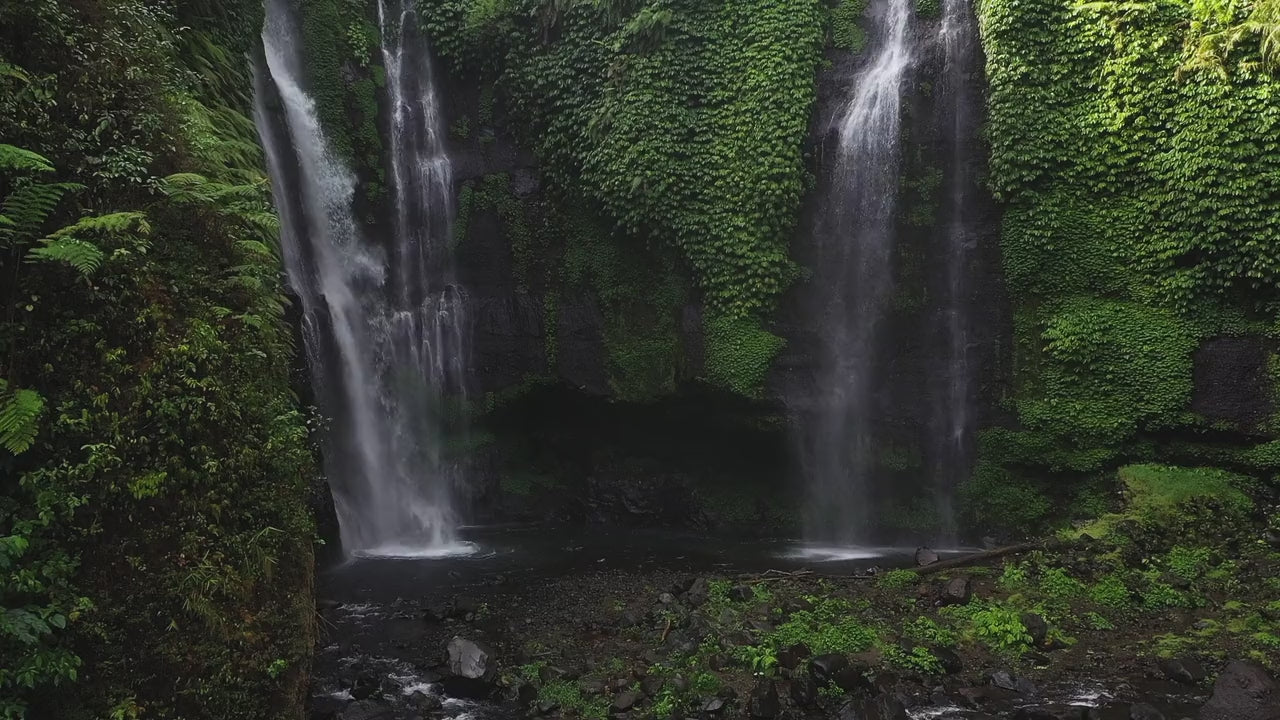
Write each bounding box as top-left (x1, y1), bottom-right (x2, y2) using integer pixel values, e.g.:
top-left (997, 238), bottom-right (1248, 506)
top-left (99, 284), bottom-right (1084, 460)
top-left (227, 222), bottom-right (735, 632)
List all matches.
top-left (1074, 464), bottom-right (1253, 550)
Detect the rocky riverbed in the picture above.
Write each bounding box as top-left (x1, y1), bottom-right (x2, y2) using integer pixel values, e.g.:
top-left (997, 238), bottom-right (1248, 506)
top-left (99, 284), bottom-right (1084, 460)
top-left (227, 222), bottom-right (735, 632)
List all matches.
top-left (305, 527), bottom-right (1280, 720)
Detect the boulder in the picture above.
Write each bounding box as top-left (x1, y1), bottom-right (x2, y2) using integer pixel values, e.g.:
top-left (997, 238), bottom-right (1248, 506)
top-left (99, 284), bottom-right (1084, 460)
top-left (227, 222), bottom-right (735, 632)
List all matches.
top-left (1198, 660), bottom-right (1280, 720)
top-left (789, 675), bottom-right (819, 707)
top-left (1021, 613), bottom-right (1049, 647)
top-left (748, 680), bottom-right (780, 719)
top-left (443, 636), bottom-right (497, 699)
top-left (1159, 658), bottom-right (1208, 686)
top-left (838, 695), bottom-right (910, 720)
top-left (684, 577), bottom-right (710, 607)
top-left (448, 636), bottom-right (496, 681)
top-left (778, 642), bottom-right (811, 670)
top-left (612, 689), bottom-right (643, 713)
top-left (915, 547), bottom-right (939, 567)
top-left (934, 647), bottom-right (963, 675)
top-left (989, 670), bottom-right (1038, 696)
top-left (700, 696), bottom-right (726, 715)
top-left (941, 577), bottom-right (972, 605)
top-left (729, 585), bottom-right (755, 602)
top-left (810, 654), bottom-right (850, 687)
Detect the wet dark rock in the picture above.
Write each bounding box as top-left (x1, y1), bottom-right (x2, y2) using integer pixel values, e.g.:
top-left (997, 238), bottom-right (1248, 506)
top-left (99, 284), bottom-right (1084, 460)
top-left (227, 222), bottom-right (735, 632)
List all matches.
top-left (1021, 613), bottom-right (1049, 647)
top-left (1265, 528), bottom-right (1280, 550)
top-left (671, 675), bottom-right (690, 693)
top-left (610, 677), bottom-right (633, 691)
top-left (345, 672), bottom-right (379, 701)
top-left (317, 599), bottom-right (341, 611)
top-left (612, 689), bottom-right (643, 713)
top-left (789, 675), bottom-right (819, 707)
top-left (933, 647), bottom-right (963, 675)
top-left (833, 663), bottom-right (873, 694)
top-left (537, 698), bottom-right (560, 714)
top-left (748, 680), bottom-right (780, 719)
top-left (1130, 703), bottom-right (1167, 720)
top-left (308, 695), bottom-right (347, 720)
top-left (959, 685), bottom-right (1018, 707)
top-left (579, 678), bottom-right (607, 696)
top-left (729, 585), bottom-right (754, 602)
top-left (778, 642), bottom-right (811, 671)
top-left (516, 682), bottom-right (538, 705)
top-left (810, 654), bottom-right (850, 687)
top-left (1014, 706), bottom-right (1096, 720)
top-left (416, 693), bottom-right (443, 714)
top-left (684, 577), bottom-right (710, 607)
top-left (700, 696), bottom-right (726, 715)
top-left (989, 670), bottom-right (1038, 696)
top-left (941, 577), bottom-right (972, 605)
top-left (1159, 658), bottom-right (1208, 685)
top-left (1198, 660), bottom-right (1280, 720)
top-left (915, 547), bottom-right (939, 567)
top-left (659, 592), bottom-right (677, 605)
top-left (340, 701), bottom-right (395, 720)
top-left (641, 675), bottom-right (664, 696)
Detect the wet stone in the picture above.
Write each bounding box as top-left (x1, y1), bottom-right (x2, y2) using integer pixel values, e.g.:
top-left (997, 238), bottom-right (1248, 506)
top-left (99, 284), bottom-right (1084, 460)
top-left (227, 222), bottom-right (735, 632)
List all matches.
top-left (1157, 658), bottom-right (1207, 686)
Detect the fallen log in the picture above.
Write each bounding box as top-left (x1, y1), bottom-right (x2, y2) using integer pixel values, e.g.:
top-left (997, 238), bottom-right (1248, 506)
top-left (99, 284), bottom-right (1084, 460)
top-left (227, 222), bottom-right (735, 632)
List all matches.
top-left (913, 541), bottom-right (1039, 576)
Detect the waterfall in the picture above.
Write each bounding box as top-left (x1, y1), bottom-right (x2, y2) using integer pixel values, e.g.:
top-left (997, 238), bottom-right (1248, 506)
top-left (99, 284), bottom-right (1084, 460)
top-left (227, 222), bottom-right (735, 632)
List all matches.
top-left (932, 0), bottom-right (979, 540)
top-left (254, 0), bottom-right (470, 556)
top-left (803, 0), bottom-right (915, 544)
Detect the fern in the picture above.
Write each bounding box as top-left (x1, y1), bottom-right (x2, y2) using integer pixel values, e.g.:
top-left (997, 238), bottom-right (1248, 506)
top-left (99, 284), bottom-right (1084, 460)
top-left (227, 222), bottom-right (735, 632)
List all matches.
top-left (46, 211), bottom-right (150, 239)
top-left (27, 237), bottom-right (106, 275)
top-left (0, 144), bottom-right (54, 173)
top-left (0, 379), bottom-right (44, 455)
top-left (0, 182), bottom-right (82, 243)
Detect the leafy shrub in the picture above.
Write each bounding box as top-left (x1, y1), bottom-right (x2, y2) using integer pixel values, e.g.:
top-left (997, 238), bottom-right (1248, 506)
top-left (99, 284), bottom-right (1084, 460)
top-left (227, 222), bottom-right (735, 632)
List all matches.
top-left (769, 597), bottom-right (876, 655)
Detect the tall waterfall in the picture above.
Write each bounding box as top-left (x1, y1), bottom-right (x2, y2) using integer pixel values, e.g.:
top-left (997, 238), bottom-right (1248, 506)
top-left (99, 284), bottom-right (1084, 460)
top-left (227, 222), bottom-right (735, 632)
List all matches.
top-left (931, 0), bottom-right (979, 540)
top-left (803, 0), bottom-right (915, 544)
top-left (254, 0), bottom-right (469, 556)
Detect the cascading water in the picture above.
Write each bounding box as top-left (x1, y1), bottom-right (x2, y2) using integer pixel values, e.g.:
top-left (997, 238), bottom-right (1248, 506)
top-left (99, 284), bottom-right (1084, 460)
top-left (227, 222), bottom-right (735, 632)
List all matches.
top-left (930, 0), bottom-right (980, 540)
top-left (802, 0), bottom-right (915, 545)
top-left (254, 0), bottom-right (471, 556)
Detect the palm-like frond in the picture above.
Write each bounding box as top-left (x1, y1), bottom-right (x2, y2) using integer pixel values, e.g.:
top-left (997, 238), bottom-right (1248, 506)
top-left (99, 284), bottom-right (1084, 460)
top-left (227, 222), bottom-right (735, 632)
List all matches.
top-left (0, 379), bottom-right (44, 455)
top-left (0, 144), bottom-right (54, 173)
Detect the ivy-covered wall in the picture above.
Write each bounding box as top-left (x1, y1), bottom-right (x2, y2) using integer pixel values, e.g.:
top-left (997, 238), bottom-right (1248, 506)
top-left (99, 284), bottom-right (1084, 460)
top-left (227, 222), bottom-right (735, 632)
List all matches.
top-left (967, 0), bottom-right (1280, 533)
top-left (0, 2), bottom-right (316, 718)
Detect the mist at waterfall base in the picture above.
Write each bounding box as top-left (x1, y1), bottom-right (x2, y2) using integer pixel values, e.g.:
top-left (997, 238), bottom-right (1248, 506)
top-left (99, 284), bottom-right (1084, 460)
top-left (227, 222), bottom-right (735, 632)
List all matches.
top-left (254, 0), bottom-right (474, 559)
top-left (796, 0), bottom-right (979, 549)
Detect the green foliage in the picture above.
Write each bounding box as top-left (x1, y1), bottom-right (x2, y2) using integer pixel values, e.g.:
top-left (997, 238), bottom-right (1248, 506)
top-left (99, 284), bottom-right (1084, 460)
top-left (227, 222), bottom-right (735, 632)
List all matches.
top-left (880, 644), bottom-right (942, 675)
top-left (768, 596), bottom-right (876, 655)
top-left (876, 569), bottom-right (918, 591)
top-left (943, 601), bottom-right (1033, 655)
top-left (1089, 573), bottom-right (1134, 610)
top-left (829, 0), bottom-right (869, 51)
top-left (537, 680), bottom-right (610, 720)
top-left (702, 313), bottom-right (785, 397)
top-left (960, 459), bottom-right (1051, 534)
top-left (425, 0), bottom-right (823, 330)
top-left (0, 3), bottom-right (315, 718)
top-left (974, 0), bottom-right (1280, 532)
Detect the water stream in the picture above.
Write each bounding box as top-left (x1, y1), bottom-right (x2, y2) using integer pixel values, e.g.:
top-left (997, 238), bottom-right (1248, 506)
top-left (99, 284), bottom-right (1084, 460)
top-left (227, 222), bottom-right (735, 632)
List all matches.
top-left (804, 0), bottom-right (915, 544)
top-left (254, 0), bottom-right (469, 557)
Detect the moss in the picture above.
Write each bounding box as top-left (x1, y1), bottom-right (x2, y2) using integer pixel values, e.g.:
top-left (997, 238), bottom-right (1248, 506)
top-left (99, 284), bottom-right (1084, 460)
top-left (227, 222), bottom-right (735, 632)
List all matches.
top-left (829, 0), bottom-right (868, 51)
top-left (1074, 464), bottom-right (1253, 539)
top-left (701, 313), bottom-right (784, 398)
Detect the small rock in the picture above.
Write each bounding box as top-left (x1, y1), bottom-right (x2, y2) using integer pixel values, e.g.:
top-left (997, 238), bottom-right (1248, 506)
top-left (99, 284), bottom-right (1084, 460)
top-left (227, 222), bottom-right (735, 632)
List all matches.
top-left (941, 577), bottom-right (972, 605)
top-left (1159, 658), bottom-right (1208, 685)
top-left (671, 675), bottom-right (690, 693)
top-left (1198, 660), bottom-right (1280, 720)
top-left (839, 695), bottom-right (910, 720)
top-left (612, 689), bottom-right (642, 713)
top-left (537, 698), bottom-right (560, 714)
top-left (1264, 528), bottom-right (1280, 550)
top-left (959, 685), bottom-right (1018, 707)
top-left (579, 678), bottom-right (607, 696)
top-left (990, 670), bottom-right (1038, 696)
top-left (515, 683), bottom-right (538, 705)
top-left (915, 547), bottom-right (940, 567)
top-left (1021, 613), bottom-right (1049, 647)
top-left (729, 585), bottom-right (754, 602)
top-left (700, 697), bottom-right (726, 715)
top-left (748, 680), bottom-right (780, 719)
top-left (1130, 703), bottom-right (1166, 720)
top-left (660, 592), bottom-right (677, 605)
